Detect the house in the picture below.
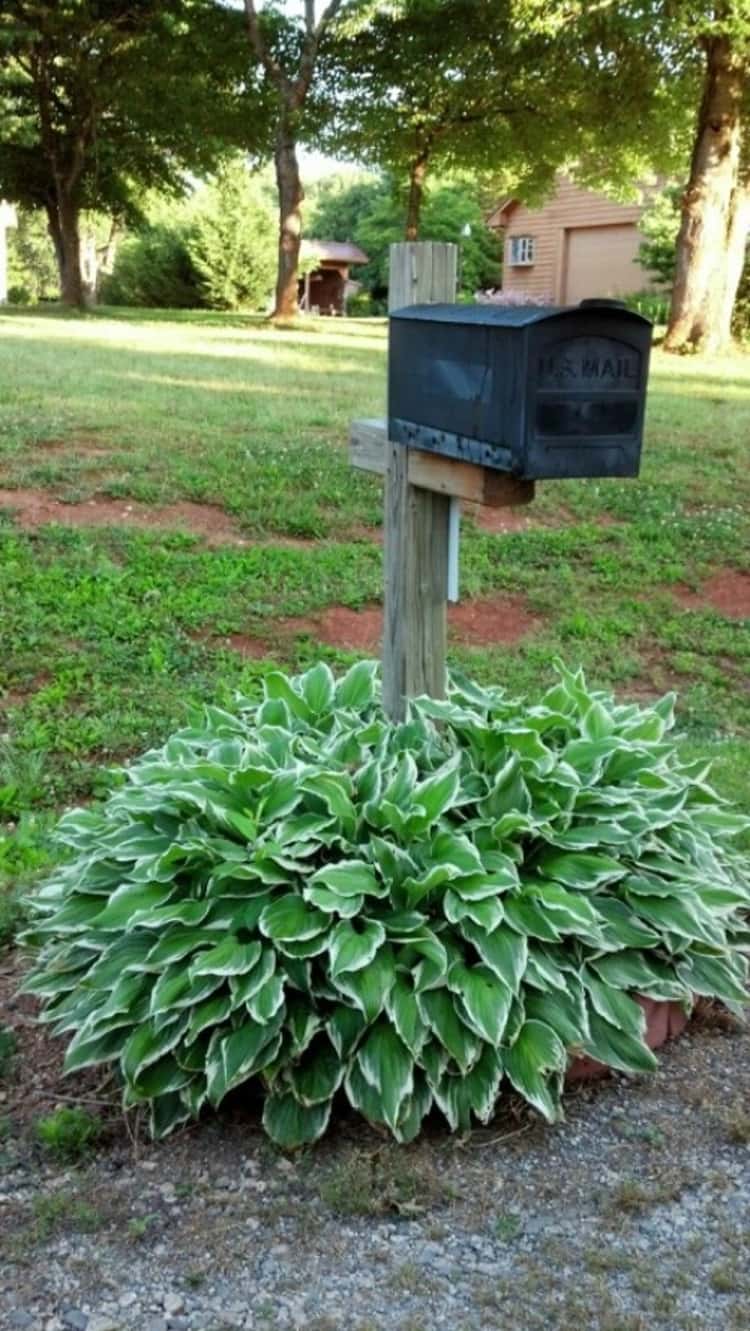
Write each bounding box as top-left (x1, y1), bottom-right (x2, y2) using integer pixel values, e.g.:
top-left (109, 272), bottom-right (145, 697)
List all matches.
top-left (487, 176), bottom-right (656, 305)
top-left (298, 240), bottom-right (369, 315)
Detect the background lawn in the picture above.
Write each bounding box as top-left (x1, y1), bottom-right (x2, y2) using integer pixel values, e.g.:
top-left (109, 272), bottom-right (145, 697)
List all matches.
top-left (0, 306), bottom-right (748, 918)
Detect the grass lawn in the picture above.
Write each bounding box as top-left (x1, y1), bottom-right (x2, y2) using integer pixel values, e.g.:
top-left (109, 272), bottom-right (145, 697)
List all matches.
top-left (0, 306), bottom-right (748, 922)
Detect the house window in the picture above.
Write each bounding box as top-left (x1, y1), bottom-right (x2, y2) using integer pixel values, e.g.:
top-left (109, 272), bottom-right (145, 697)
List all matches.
top-left (509, 235), bottom-right (535, 266)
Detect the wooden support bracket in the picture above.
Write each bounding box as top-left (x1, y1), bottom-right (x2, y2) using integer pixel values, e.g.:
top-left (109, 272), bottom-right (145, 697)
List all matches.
top-left (350, 418), bottom-right (535, 508)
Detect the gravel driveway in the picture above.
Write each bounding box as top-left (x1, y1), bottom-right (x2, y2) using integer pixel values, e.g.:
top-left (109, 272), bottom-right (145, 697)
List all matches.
top-left (1, 1004), bottom-right (748, 1331)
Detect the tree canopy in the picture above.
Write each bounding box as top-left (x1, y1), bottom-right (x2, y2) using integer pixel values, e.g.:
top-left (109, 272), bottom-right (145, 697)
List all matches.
top-left (0, 0), bottom-right (261, 305)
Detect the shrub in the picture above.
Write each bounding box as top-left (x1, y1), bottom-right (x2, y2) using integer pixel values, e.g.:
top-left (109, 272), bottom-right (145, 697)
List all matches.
top-left (186, 161), bottom-right (276, 312)
top-left (21, 663), bottom-right (749, 1148)
top-left (35, 1106), bottom-right (101, 1161)
top-left (102, 224), bottom-right (203, 309)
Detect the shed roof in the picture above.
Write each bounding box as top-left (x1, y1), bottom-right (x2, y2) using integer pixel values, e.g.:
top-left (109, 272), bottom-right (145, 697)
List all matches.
top-left (301, 239), bottom-right (369, 265)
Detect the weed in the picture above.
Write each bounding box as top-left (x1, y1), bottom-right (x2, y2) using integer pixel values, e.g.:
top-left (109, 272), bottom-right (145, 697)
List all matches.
top-left (319, 1145), bottom-right (454, 1218)
top-left (35, 1106), bottom-right (102, 1161)
top-left (710, 1261), bottom-right (743, 1294)
top-left (493, 1212), bottom-right (523, 1241)
top-left (31, 1190), bottom-right (101, 1240)
top-left (127, 1213), bottom-right (158, 1242)
top-left (724, 1099), bottom-right (750, 1145)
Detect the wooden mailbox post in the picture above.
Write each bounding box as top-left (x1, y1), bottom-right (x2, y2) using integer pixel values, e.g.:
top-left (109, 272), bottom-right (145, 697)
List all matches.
top-left (350, 242), bottom-right (534, 721)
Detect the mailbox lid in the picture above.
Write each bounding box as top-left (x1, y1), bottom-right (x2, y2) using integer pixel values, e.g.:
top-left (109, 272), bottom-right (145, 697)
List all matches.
top-left (523, 304), bottom-right (652, 479)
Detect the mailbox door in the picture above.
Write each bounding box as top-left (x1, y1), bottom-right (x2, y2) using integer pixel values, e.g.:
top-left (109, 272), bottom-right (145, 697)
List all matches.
top-left (524, 310), bottom-right (651, 479)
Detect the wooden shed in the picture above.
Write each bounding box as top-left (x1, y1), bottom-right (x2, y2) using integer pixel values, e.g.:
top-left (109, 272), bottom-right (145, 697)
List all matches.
top-left (488, 176), bottom-right (657, 305)
top-left (298, 240), bottom-right (369, 315)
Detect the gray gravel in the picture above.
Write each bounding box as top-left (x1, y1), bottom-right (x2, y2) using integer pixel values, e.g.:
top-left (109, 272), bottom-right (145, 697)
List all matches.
top-left (1, 1014), bottom-right (748, 1331)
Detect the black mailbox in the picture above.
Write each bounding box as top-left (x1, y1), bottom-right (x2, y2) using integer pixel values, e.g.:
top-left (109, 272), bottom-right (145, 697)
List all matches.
top-left (388, 300), bottom-right (652, 480)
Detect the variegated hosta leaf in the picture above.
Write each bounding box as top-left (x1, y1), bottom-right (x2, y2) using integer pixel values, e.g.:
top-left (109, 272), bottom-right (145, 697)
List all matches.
top-left (20, 661), bottom-right (749, 1149)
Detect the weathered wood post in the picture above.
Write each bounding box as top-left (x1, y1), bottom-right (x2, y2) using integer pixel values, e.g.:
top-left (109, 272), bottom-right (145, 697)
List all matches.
top-left (383, 243), bottom-right (458, 719)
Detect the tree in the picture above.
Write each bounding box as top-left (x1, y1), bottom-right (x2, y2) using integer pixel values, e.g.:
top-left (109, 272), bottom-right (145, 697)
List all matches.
top-left (188, 160), bottom-right (277, 310)
top-left (662, 4), bottom-right (750, 353)
top-left (319, 0), bottom-right (685, 240)
top-left (308, 171), bottom-right (502, 302)
top-left (0, 1), bottom-right (257, 308)
top-left (243, 0), bottom-right (359, 320)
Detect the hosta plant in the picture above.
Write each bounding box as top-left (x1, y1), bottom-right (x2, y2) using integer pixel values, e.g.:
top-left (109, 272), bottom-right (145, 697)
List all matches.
top-left (21, 662), bottom-right (749, 1147)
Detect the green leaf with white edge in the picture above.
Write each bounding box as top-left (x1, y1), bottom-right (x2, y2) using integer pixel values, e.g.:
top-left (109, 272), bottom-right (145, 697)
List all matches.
top-left (431, 1045), bottom-right (503, 1131)
top-left (448, 963), bottom-right (513, 1046)
top-left (524, 986), bottom-right (589, 1051)
top-left (190, 936), bottom-right (263, 978)
top-left (259, 895), bottom-right (329, 943)
top-left (149, 966), bottom-right (193, 1017)
top-left (299, 662), bottom-right (336, 717)
top-left (263, 1089), bottom-right (332, 1149)
top-left (247, 972), bottom-right (285, 1024)
top-left (418, 988), bottom-right (481, 1072)
top-left (393, 1073), bottom-right (433, 1144)
top-left (427, 830), bottom-right (484, 875)
top-left (536, 850), bottom-right (624, 890)
top-left (581, 968), bottom-right (646, 1038)
top-left (412, 756), bottom-right (462, 826)
top-left (504, 893), bottom-right (562, 942)
top-left (385, 972), bottom-right (429, 1057)
top-left (357, 1021), bottom-right (414, 1131)
top-left (88, 883), bottom-right (177, 931)
top-left (523, 945), bottom-right (569, 992)
top-left (594, 897), bottom-right (660, 948)
top-left (335, 947), bottom-right (396, 1021)
top-left (303, 885), bottom-right (363, 918)
top-left (63, 1026), bottom-right (133, 1075)
top-left (460, 921), bottom-right (528, 994)
top-left (327, 1004), bottom-right (366, 1059)
top-left (207, 1019), bottom-right (282, 1106)
top-left (144, 928), bottom-right (219, 968)
top-left (444, 890), bottom-right (504, 933)
top-left (504, 1020), bottom-right (567, 1123)
top-left (186, 992), bottom-right (233, 1044)
top-left (450, 865), bottom-right (519, 900)
top-left (676, 950), bottom-right (749, 1004)
top-left (583, 1012), bottom-right (658, 1075)
top-left (228, 948), bottom-right (276, 1005)
top-left (625, 892), bottom-right (727, 948)
top-left (121, 1014), bottom-right (190, 1084)
top-left (335, 659), bottom-right (378, 710)
top-left (581, 700), bottom-right (615, 741)
top-left (589, 950), bottom-right (666, 992)
top-left (287, 1038), bottom-right (344, 1106)
top-left (329, 918), bottom-right (385, 977)
top-left (526, 881), bottom-right (604, 937)
top-left (344, 1061), bottom-right (387, 1126)
top-left (264, 671), bottom-right (312, 721)
top-left (309, 860), bottom-right (384, 898)
top-left (150, 1090), bottom-right (193, 1140)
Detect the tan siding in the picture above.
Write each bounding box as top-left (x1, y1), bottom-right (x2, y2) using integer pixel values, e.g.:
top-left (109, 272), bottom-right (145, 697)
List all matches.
top-left (491, 176), bottom-right (650, 303)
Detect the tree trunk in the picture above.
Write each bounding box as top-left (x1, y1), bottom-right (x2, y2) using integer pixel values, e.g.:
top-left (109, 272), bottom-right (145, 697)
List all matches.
top-left (272, 117), bottom-right (304, 320)
top-left (716, 176), bottom-right (750, 346)
top-left (405, 157), bottom-right (428, 241)
top-left (664, 36), bottom-right (744, 354)
top-left (47, 197), bottom-right (86, 308)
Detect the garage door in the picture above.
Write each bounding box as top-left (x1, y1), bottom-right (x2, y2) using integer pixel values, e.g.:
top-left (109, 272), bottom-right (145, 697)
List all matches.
top-left (563, 224), bottom-right (642, 304)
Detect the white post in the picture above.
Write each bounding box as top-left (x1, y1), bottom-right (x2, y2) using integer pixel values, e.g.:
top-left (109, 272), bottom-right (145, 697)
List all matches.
top-left (0, 201), bottom-right (18, 306)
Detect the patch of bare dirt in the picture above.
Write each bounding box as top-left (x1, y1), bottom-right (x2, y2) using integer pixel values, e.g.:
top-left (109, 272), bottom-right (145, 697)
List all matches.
top-left (448, 593), bottom-right (541, 647)
top-left (0, 487), bottom-right (315, 550)
top-left (673, 568), bottom-right (750, 620)
top-left (214, 593), bottom-right (543, 659)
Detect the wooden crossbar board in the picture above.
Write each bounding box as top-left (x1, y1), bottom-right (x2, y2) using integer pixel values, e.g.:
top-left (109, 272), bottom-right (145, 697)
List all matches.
top-left (350, 418), bottom-right (535, 508)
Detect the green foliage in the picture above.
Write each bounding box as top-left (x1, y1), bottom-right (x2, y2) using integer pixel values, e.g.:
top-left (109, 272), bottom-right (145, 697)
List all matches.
top-left (0, 1025), bottom-right (17, 1079)
top-left (308, 173), bottom-right (502, 300)
top-left (22, 662), bottom-right (749, 1148)
top-left (187, 162), bottom-right (276, 311)
top-left (6, 208), bottom-right (58, 304)
top-left (104, 164), bottom-right (277, 311)
top-left (35, 1106), bottom-right (102, 1161)
top-left (638, 187), bottom-right (681, 287)
top-left (103, 224), bottom-right (203, 310)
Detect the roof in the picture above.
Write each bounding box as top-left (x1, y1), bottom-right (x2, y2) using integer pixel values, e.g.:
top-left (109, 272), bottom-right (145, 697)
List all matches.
top-left (301, 240), bottom-right (369, 265)
top-left (390, 300), bottom-right (650, 327)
